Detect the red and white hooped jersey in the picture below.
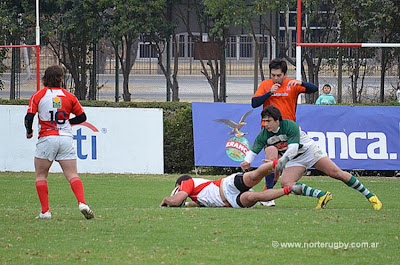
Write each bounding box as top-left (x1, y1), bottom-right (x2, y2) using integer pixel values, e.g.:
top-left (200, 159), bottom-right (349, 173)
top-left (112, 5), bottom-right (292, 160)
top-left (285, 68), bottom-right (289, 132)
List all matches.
top-left (27, 87), bottom-right (84, 138)
top-left (179, 178), bottom-right (225, 207)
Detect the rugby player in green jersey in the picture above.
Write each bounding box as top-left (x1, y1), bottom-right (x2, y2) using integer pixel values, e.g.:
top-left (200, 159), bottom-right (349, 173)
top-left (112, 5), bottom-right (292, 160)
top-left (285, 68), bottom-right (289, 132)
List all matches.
top-left (240, 105), bottom-right (382, 210)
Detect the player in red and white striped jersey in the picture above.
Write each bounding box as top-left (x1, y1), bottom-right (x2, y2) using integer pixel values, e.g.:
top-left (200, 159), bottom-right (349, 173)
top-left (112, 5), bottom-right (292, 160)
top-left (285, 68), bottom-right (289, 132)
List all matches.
top-left (24, 65), bottom-right (94, 220)
top-left (26, 82), bottom-right (84, 138)
top-left (160, 160), bottom-right (301, 208)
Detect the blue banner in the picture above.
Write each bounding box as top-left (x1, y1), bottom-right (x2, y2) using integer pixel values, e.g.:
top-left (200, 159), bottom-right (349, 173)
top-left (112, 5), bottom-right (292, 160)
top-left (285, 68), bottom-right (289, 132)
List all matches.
top-left (192, 102), bottom-right (400, 170)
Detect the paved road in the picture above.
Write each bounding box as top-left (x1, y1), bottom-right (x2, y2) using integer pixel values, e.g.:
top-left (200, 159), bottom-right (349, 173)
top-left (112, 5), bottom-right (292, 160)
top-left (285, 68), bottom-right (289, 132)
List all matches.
top-left (1, 74), bottom-right (398, 103)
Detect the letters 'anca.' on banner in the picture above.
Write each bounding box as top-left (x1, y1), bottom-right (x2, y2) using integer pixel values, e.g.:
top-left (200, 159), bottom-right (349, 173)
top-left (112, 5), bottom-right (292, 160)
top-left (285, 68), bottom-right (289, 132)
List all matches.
top-left (192, 102), bottom-right (400, 170)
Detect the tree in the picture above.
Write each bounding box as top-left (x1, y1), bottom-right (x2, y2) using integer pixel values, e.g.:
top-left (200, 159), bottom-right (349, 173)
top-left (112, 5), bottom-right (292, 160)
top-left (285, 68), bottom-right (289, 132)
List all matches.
top-left (145, 0), bottom-right (181, 102)
top-left (299, 0), bottom-right (339, 103)
top-left (0, 0), bottom-right (34, 96)
top-left (244, 0), bottom-right (338, 103)
top-left (334, 0), bottom-right (377, 103)
top-left (365, 0), bottom-right (400, 102)
top-left (245, 0), bottom-right (278, 81)
top-left (41, 0), bottom-right (100, 100)
top-left (97, 0), bottom-right (165, 102)
top-left (172, 1), bottom-right (208, 101)
top-left (203, 0), bottom-right (249, 102)
top-left (173, 0), bottom-right (247, 102)
top-left (173, 1), bottom-right (222, 101)
top-left (0, 1), bottom-right (11, 91)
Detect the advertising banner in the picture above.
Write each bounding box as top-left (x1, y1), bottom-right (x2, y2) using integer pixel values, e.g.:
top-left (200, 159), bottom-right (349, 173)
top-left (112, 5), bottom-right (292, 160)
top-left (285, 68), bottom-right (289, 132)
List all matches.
top-left (0, 105), bottom-right (164, 174)
top-left (192, 102), bottom-right (400, 170)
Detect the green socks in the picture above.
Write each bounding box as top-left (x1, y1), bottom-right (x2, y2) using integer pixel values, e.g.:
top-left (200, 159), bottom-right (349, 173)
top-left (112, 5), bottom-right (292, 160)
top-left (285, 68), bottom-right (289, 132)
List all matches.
top-left (297, 183), bottom-right (326, 198)
top-left (296, 175), bottom-right (373, 200)
top-left (346, 176), bottom-right (374, 199)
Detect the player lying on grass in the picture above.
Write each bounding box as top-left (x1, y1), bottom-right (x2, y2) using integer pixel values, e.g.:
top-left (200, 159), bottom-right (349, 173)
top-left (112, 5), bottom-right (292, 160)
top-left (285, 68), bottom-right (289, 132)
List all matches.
top-left (240, 105), bottom-right (382, 210)
top-left (160, 161), bottom-right (302, 208)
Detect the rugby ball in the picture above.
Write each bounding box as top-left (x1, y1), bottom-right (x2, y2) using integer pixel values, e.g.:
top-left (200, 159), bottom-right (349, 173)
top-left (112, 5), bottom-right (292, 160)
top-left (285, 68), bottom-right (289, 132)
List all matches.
top-left (170, 186), bottom-right (180, 196)
top-left (170, 186), bottom-right (186, 207)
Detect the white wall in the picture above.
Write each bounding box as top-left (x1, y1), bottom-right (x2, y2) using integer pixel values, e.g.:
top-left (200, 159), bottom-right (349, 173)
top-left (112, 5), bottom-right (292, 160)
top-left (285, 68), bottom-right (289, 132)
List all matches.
top-left (0, 105), bottom-right (164, 174)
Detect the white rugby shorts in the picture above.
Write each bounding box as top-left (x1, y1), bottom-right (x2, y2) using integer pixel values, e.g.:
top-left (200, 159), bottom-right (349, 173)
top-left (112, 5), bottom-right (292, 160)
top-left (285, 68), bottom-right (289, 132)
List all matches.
top-left (285, 142), bottom-right (327, 169)
top-left (222, 173), bottom-right (254, 208)
top-left (35, 135), bottom-right (76, 161)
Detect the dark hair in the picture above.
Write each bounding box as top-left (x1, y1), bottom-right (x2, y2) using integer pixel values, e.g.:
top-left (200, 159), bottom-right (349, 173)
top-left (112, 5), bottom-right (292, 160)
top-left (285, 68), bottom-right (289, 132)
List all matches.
top-left (323, 84), bottom-right (331, 90)
top-left (261, 105), bottom-right (282, 121)
top-left (175, 175), bottom-right (192, 186)
top-left (269, 58), bottom-right (287, 74)
top-left (42, 65), bottom-right (64, 87)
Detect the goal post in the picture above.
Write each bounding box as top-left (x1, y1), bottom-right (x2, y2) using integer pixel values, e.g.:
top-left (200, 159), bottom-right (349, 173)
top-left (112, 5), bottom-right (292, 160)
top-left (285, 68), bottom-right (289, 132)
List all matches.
top-left (0, 0), bottom-right (41, 95)
top-left (295, 0), bottom-right (400, 81)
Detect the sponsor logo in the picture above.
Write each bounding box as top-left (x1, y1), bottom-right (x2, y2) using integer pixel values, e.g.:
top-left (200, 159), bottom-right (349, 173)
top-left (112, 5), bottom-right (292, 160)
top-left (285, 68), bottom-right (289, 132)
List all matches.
top-left (72, 122), bottom-right (102, 160)
top-left (272, 92), bottom-right (289, 96)
top-left (225, 137), bottom-right (251, 162)
top-left (274, 141), bottom-right (288, 152)
top-left (308, 131), bottom-right (397, 160)
top-left (52, 96), bottom-right (61, 108)
top-left (214, 110), bottom-right (253, 162)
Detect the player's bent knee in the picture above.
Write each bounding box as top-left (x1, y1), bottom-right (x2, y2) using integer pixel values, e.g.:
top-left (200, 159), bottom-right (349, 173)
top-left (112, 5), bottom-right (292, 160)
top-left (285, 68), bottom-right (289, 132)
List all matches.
top-left (235, 173), bottom-right (252, 192)
top-left (237, 192), bottom-right (256, 208)
top-left (265, 146), bottom-right (278, 159)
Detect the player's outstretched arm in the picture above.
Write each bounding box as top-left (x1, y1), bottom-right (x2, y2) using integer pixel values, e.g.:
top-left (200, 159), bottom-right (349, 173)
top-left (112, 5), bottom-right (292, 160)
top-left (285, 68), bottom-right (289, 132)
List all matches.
top-left (160, 191), bottom-right (188, 207)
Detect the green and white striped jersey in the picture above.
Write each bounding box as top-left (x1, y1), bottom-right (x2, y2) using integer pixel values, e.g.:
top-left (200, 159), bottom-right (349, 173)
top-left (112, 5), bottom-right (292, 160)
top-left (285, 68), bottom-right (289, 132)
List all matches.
top-left (250, 119), bottom-right (314, 156)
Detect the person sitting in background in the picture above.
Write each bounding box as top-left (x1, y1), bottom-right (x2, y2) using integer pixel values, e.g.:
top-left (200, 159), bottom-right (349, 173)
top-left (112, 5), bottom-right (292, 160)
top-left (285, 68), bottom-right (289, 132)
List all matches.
top-left (396, 80), bottom-right (400, 104)
top-left (316, 84), bottom-right (336, 105)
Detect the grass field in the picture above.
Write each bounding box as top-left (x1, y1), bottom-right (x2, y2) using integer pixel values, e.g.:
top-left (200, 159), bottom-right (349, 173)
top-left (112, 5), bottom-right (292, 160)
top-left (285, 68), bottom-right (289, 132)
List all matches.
top-left (1, 172), bottom-right (399, 265)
